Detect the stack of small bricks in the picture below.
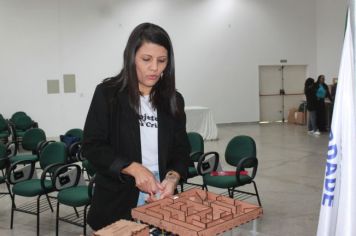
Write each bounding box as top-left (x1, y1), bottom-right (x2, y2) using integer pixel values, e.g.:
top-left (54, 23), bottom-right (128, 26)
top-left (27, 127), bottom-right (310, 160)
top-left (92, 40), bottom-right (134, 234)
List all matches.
top-left (93, 219), bottom-right (149, 236)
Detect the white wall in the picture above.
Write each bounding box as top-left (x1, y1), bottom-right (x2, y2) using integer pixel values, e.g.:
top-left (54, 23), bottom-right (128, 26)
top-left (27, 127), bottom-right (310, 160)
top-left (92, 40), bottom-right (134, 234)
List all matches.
top-left (0, 0), bottom-right (346, 137)
top-left (316, 0), bottom-right (348, 83)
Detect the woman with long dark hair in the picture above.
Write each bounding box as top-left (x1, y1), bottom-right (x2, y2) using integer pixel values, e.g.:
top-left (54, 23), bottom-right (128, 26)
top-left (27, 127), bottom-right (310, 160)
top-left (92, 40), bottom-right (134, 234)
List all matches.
top-left (304, 77), bottom-right (319, 135)
top-left (82, 23), bottom-right (190, 230)
top-left (315, 75), bottom-right (332, 132)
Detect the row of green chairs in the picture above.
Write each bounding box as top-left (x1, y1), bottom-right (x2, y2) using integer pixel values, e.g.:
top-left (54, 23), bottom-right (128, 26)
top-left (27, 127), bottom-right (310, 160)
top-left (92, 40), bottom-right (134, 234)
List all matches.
top-left (183, 132), bottom-right (262, 207)
top-left (7, 127), bottom-right (83, 164)
top-left (0, 127), bottom-right (47, 209)
top-left (6, 140), bottom-right (95, 236)
top-left (0, 111), bottom-right (39, 152)
top-left (0, 125), bottom-right (92, 235)
top-left (9, 112), bottom-right (38, 150)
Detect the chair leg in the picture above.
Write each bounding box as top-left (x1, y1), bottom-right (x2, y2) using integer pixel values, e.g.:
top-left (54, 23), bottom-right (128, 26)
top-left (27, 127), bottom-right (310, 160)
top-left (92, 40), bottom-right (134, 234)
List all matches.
top-left (84, 205), bottom-right (89, 236)
top-left (45, 194), bottom-right (53, 212)
top-left (10, 194), bottom-right (15, 229)
top-left (82, 167), bottom-right (85, 179)
top-left (37, 195), bottom-right (41, 236)
top-left (180, 182), bottom-right (184, 192)
top-left (83, 168), bottom-right (90, 181)
top-left (15, 141), bottom-right (19, 154)
top-left (6, 182), bottom-right (15, 205)
top-left (203, 185), bottom-right (208, 191)
top-left (56, 201), bottom-right (60, 236)
top-left (74, 207), bottom-right (79, 218)
top-left (230, 188), bottom-right (235, 198)
top-left (252, 181), bottom-right (262, 207)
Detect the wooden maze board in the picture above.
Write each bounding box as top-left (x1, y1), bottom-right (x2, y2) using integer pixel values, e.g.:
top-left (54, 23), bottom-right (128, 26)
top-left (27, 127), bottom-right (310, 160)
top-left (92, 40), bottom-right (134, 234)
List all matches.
top-left (132, 188), bottom-right (263, 236)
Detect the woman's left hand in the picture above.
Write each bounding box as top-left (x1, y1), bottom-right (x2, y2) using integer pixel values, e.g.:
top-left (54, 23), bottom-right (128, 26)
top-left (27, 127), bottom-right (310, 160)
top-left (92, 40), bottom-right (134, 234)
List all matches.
top-left (146, 179), bottom-right (176, 203)
top-left (146, 171), bottom-right (180, 202)
top-left (158, 179), bottom-right (177, 199)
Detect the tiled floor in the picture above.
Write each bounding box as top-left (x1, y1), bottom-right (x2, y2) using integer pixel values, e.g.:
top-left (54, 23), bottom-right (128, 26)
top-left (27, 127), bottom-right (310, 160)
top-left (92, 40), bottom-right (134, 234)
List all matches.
top-left (0, 123), bottom-right (328, 235)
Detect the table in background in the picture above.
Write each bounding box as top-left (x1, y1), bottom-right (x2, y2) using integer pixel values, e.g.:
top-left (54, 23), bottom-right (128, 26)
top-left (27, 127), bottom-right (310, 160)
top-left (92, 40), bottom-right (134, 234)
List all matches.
top-left (185, 106), bottom-right (218, 140)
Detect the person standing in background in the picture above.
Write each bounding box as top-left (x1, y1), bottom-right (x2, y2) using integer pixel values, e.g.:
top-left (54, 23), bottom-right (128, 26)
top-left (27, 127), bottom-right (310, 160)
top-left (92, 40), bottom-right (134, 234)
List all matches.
top-left (304, 78), bottom-right (320, 135)
top-left (330, 77), bottom-right (338, 101)
top-left (315, 75), bottom-right (332, 132)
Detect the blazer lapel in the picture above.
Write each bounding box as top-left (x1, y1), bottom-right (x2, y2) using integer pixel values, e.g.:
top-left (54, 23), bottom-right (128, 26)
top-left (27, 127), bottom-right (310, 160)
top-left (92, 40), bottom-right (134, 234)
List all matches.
top-left (157, 109), bottom-right (170, 178)
top-left (118, 93), bottom-right (141, 162)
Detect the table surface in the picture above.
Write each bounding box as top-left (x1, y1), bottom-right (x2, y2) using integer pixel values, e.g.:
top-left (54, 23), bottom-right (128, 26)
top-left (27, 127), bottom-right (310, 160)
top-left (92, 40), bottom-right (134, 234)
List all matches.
top-left (185, 106), bottom-right (218, 140)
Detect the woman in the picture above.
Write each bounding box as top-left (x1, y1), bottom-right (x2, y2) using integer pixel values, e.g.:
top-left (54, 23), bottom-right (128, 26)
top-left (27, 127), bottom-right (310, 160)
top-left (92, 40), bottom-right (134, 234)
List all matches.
top-left (304, 78), bottom-right (319, 135)
top-left (315, 75), bottom-right (332, 132)
top-left (82, 23), bottom-right (190, 230)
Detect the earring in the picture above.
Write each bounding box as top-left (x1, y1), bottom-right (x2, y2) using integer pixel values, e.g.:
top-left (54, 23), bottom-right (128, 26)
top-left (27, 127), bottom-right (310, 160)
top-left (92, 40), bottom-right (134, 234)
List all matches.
top-left (160, 73), bottom-right (164, 79)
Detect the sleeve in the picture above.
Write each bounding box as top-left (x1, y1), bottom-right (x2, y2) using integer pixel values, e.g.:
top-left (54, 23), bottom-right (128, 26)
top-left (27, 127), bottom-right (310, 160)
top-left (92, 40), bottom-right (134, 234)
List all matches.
top-left (166, 92), bottom-right (190, 181)
top-left (82, 84), bottom-right (131, 182)
top-left (325, 84), bottom-right (333, 101)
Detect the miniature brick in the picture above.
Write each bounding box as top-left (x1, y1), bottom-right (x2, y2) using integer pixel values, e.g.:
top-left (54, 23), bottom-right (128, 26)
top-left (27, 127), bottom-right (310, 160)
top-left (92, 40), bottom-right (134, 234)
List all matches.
top-left (93, 219), bottom-right (149, 236)
top-left (131, 188), bottom-right (263, 236)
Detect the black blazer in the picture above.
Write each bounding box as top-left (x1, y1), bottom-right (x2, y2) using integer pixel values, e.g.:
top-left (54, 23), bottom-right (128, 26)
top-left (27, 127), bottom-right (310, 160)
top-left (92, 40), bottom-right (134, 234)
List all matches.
top-left (82, 82), bottom-right (190, 230)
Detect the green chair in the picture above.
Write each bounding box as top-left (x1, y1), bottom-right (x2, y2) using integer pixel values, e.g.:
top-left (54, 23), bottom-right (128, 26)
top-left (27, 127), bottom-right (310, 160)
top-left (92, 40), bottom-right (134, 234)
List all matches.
top-left (198, 135), bottom-right (261, 206)
top-left (10, 111), bottom-right (27, 121)
top-left (60, 128), bottom-right (84, 163)
top-left (8, 141), bottom-right (67, 236)
top-left (9, 128), bottom-right (46, 163)
top-left (0, 114), bottom-right (11, 144)
top-left (82, 159), bottom-right (95, 178)
top-left (65, 128), bottom-right (83, 141)
top-left (54, 160), bottom-right (95, 236)
top-left (81, 158), bottom-right (95, 181)
top-left (180, 132), bottom-right (205, 192)
top-left (10, 113), bottom-right (38, 150)
top-left (0, 143), bottom-right (13, 200)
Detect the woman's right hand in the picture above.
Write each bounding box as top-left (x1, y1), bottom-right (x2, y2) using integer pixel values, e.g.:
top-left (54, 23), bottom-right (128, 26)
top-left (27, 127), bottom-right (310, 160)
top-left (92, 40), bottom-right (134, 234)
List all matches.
top-left (121, 162), bottom-right (161, 195)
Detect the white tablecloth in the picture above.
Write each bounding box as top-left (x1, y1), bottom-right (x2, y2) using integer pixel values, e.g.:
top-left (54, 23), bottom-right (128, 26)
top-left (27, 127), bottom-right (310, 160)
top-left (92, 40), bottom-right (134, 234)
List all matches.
top-left (185, 106), bottom-right (218, 140)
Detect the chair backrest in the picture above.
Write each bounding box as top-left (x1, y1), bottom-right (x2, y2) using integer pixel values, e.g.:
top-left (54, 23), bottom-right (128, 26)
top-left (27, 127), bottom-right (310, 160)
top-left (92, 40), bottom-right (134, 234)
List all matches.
top-left (187, 132), bottom-right (204, 162)
top-left (39, 142), bottom-right (67, 170)
top-left (82, 159), bottom-right (96, 177)
top-left (22, 128), bottom-right (46, 151)
top-left (0, 115), bottom-right (8, 132)
top-left (0, 143), bottom-right (8, 170)
top-left (65, 128), bottom-right (84, 141)
top-left (13, 115), bottom-right (33, 131)
top-left (10, 111), bottom-right (27, 121)
top-left (225, 135), bottom-right (256, 166)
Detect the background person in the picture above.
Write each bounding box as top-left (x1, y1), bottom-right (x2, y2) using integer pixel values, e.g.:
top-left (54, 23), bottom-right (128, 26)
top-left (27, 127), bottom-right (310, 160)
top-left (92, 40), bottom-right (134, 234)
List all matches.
top-left (315, 75), bottom-right (332, 132)
top-left (304, 77), bottom-right (319, 135)
top-left (82, 22), bottom-right (190, 231)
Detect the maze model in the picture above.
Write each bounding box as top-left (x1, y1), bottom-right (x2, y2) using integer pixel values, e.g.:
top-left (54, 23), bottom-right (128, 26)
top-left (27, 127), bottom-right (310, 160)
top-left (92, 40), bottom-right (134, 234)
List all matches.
top-left (132, 188), bottom-right (263, 236)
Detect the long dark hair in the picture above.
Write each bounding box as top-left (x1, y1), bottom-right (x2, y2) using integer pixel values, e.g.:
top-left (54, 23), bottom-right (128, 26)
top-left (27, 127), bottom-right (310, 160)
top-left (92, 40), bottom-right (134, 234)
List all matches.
top-left (316, 74), bottom-right (325, 84)
top-left (304, 77), bottom-right (314, 94)
top-left (104, 22), bottom-right (179, 117)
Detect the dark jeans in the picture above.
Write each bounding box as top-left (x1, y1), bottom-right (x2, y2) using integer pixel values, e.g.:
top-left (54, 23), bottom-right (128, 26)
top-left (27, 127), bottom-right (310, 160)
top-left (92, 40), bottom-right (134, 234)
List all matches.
top-left (316, 99), bottom-right (327, 132)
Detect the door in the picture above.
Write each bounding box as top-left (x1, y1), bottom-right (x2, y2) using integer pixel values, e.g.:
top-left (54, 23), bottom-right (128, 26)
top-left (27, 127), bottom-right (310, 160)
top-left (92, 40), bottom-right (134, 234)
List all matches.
top-left (259, 65), bottom-right (307, 122)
